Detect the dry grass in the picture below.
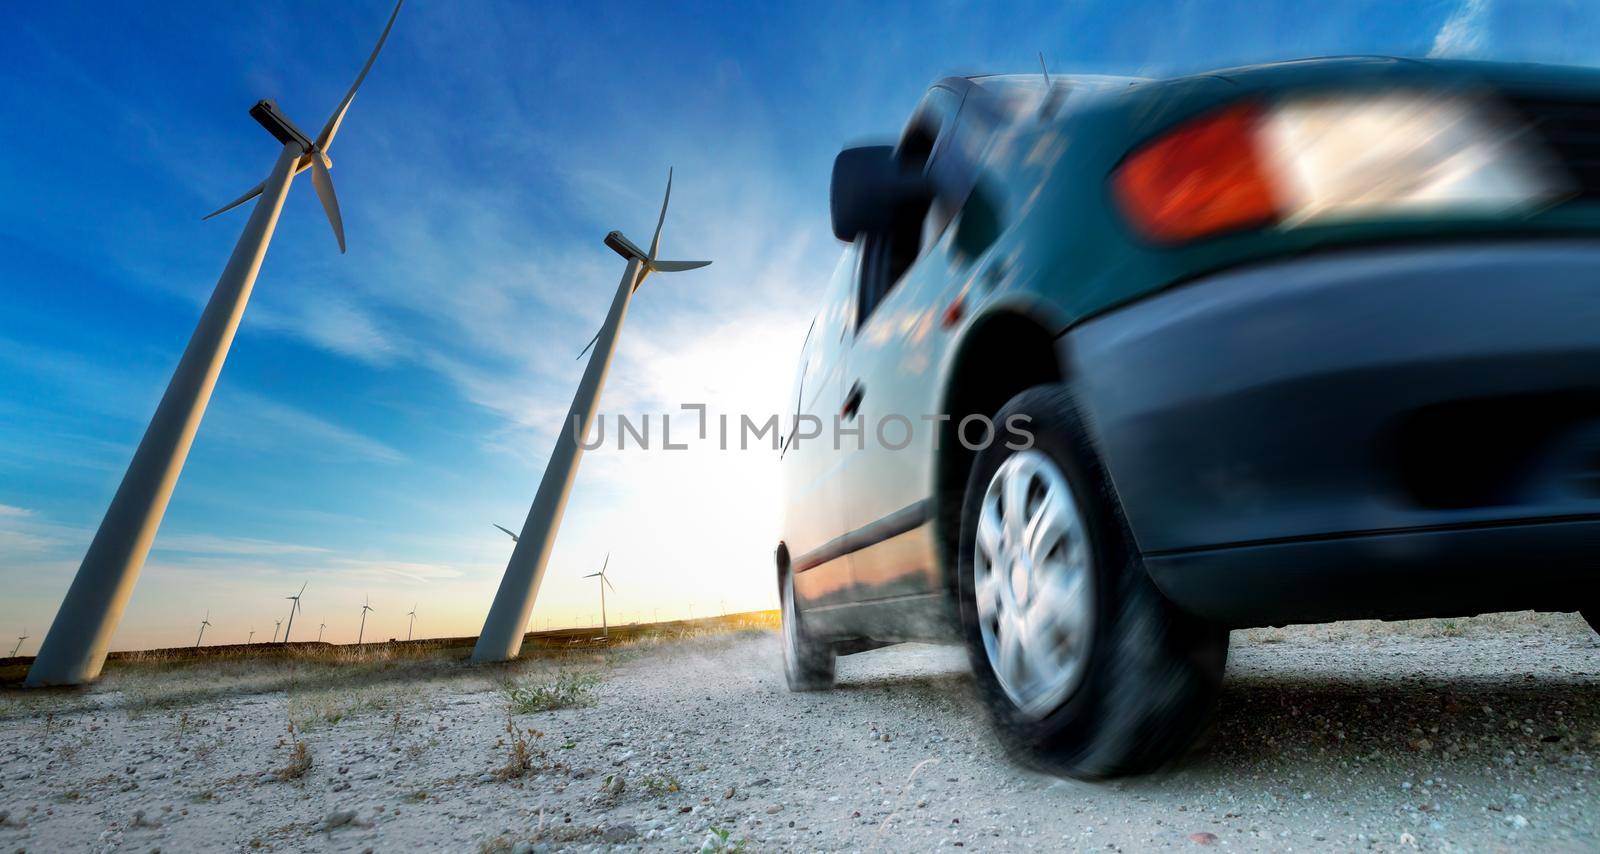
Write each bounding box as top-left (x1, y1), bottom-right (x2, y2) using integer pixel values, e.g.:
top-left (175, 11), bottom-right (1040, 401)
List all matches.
top-left (270, 722), bottom-right (313, 782)
top-left (492, 719), bottom-right (546, 781)
top-left (0, 614), bottom-right (782, 725)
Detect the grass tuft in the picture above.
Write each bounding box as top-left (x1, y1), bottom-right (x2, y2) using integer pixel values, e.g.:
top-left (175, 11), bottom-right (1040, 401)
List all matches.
top-left (502, 670), bottom-right (597, 714)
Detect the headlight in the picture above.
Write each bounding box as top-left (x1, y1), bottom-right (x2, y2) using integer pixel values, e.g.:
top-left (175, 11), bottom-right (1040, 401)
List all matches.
top-left (1113, 93), bottom-right (1569, 243)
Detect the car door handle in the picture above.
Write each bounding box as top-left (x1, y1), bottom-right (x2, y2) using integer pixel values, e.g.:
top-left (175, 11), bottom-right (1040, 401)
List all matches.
top-left (841, 382), bottom-right (865, 421)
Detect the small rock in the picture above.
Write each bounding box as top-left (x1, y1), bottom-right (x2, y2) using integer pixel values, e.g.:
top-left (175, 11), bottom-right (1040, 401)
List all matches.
top-left (1188, 832), bottom-right (1218, 845)
top-left (1508, 814), bottom-right (1530, 829)
top-left (477, 774), bottom-right (495, 783)
top-left (322, 810), bottom-right (368, 831)
top-left (766, 804), bottom-right (783, 815)
top-left (600, 823), bottom-right (638, 843)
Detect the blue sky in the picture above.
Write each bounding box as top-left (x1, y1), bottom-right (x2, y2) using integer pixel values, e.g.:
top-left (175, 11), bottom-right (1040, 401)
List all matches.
top-left (2, 0), bottom-right (1595, 650)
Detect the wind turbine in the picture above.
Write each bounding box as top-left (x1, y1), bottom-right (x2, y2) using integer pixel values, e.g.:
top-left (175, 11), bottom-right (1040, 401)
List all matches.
top-left (317, 623), bottom-right (327, 642)
top-left (473, 169), bottom-right (710, 663)
top-left (194, 611), bottom-right (212, 648)
top-left (584, 554), bottom-right (615, 637)
top-left (492, 523), bottom-right (518, 542)
top-left (11, 630), bottom-right (28, 658)
top-left (248, 627), bottom-right (256, 644)
top-left (406, 603), bottom-right (417, 641)
top-left (357, 597), bottom-right (375, 645)
top-left (282, 582), bottom-right (306, 643)
top-left (25, 0), bottom-right (406, 687)
top-left (272, 619), bottom-right (283, 644)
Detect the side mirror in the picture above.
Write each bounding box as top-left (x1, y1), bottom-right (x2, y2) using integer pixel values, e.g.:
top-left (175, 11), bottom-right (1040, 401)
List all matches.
top-left (830, 145), bottom-right (935, 242)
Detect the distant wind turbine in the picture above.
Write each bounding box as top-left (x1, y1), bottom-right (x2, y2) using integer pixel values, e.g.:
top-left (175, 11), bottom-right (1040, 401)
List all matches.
top-left (584, 554), bottom-right (615, 637)
top-left (317, 623), bottom-right (327, 642)
top-left (492, 523), bottom-right (518, 542)
top-left (357, 597), bottom-right (375, 645)
top-left (194, 611), bottom-right (212, 648)
top-left (25, 0), bottom-right (406, 687)
top-left (474, 169), bottom-right (710, 663)
top-left (406, 603), bottom-right (417, 641)
top-left (282, 581), bottom-right (306, 643)
top-left (248, 627), bottom-right (256, 644)
top-left (272, 619), bottom-right (282, 644)
top-left (11, 630), bottom-right (28, 658)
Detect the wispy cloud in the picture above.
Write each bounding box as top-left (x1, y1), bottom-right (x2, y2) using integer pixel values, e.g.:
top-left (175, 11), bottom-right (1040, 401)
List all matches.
top-left (207, 391), bottom-right (405, 464)
top-left (1430, 0), bottom-right (1491, 57)
top-left (152, 533), bottom-right (330, 557)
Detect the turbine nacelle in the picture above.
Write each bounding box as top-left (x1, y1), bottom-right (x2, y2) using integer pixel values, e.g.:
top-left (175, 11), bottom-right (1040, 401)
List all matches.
top-left (578, 169), bottom-right (710, 359)
top-left (604, 231), bottom-right (648, 264)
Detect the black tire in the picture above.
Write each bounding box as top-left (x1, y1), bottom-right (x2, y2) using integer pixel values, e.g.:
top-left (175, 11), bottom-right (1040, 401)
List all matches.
top-left (956, 384), bottom-right (1228, 778)
top-left (780, 561), bottom-right (836, 691)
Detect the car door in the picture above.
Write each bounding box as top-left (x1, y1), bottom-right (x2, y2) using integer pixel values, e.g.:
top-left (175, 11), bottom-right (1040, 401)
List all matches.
top-left (837, 84), bottom-right (972, 603)
top-left (781, 246), bottom-right (858, 613)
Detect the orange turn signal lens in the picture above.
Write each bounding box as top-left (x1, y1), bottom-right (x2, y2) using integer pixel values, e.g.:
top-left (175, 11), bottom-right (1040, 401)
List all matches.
top-left (1113, 104), bottom-right (1280, 243)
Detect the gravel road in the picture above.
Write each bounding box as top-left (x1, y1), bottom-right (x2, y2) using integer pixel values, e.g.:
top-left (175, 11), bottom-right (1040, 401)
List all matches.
top-left (1, 613), bottom-right (1597, 852)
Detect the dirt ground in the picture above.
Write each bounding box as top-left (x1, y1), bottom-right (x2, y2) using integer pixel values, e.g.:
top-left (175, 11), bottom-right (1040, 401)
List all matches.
top-left (1, 612), bottom-right (1597, 852)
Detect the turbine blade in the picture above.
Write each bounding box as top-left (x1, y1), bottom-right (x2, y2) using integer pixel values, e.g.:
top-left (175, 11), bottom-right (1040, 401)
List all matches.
top-left (298, 581), bottom-right (308, 596)
top-left (576, 328), bottom-right (600, 360)
top-left (602, 552), bottom-right (609, 573)
top-left (584, 572), bottom-right (601, 578)
top-left (311, 156), bottom-right (347, 253)
top-left (604, 575), bottom-right (615, 592)
top-left (648, 167), bottom-right (672, 261)
top-left (201, 179), bottom-right (267, 220)
top-left (649, 260), bottom-right (711, 273)
top-left (314, 0), bottom-right (405, 153)
top-left (492, 523), bottom-right (520, 542)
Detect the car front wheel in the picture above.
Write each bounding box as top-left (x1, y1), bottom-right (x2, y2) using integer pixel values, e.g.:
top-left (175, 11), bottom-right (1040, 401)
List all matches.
top-left (957, 384), bottom-right (1228, 778)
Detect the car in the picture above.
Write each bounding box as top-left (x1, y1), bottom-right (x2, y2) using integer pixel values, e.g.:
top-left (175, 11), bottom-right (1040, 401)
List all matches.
top-left (774, 56), bottom-right (1600, 778)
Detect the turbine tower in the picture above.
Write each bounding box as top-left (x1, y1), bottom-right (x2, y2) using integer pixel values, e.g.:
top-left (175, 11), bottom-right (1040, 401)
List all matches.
top-left (11, 630), bottom-right (28, 658)
top-left (25, 0), bottom-right (406, 687)
top-left (473, 169), bottom-right (709, 662)
top-left (194, 611), bottom-right (212, 648)
top-left (406, 604), bottom-right (417, 641)
top-left (357, 597), bottom-right (375, 645)
top-left (317, 623), bottom-right (327, 642)
top-left (272, 619), bottom-right (283, 644)
top-left (282, 582), bottom-right (306, 643)
top-left (584, 554), bottom-right (615, 637)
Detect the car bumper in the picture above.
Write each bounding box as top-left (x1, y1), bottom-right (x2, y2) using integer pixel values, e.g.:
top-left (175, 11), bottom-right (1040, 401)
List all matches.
top-left (1062, 240), bottom-right (1600, 625)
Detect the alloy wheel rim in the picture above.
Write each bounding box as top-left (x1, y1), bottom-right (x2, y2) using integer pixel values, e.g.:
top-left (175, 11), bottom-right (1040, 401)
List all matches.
top-left (974, 449), bottom-right (1095, 718)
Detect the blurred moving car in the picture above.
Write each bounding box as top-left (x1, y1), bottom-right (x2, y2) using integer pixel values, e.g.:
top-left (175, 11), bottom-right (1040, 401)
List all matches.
top-left (775, 56), bottom-right (1600, 778)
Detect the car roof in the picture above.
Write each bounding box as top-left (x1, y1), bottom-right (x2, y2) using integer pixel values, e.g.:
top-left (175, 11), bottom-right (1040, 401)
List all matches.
top-left (950, 73), bottom-right (1148, 119)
